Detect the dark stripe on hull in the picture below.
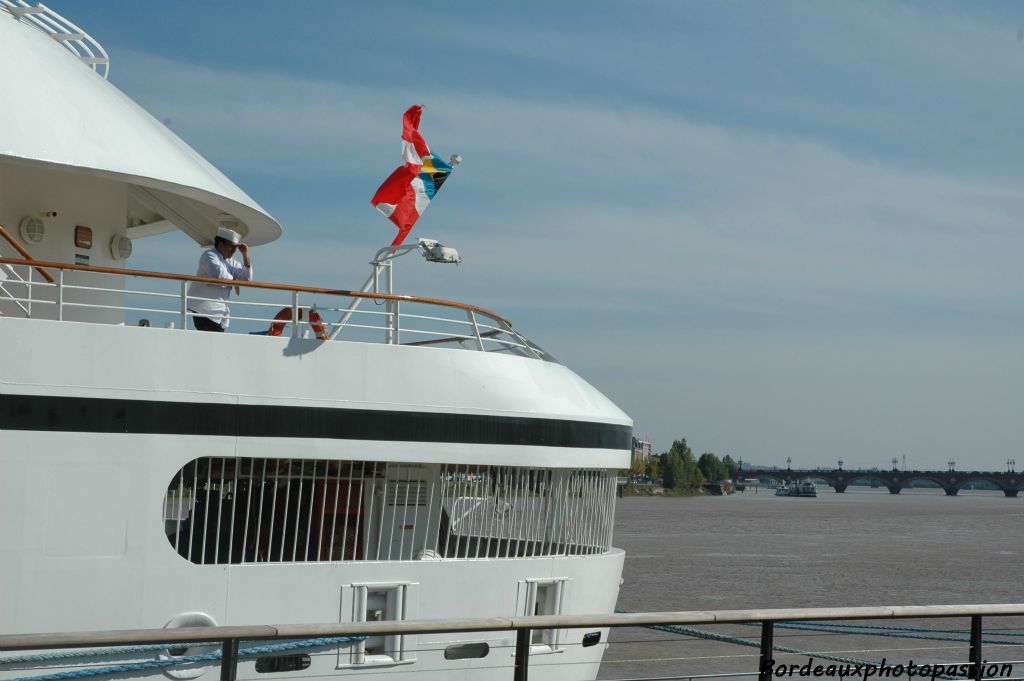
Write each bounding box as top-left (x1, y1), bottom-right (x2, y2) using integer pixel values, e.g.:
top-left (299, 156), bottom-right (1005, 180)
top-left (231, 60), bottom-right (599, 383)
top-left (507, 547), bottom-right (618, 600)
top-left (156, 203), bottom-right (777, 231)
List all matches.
top-left (0, 394), bottom-right (632, 449)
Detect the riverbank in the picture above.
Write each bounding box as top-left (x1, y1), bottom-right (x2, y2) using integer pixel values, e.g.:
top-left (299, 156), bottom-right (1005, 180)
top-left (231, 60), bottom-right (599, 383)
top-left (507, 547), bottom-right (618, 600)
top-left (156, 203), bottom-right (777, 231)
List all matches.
top-left (622, 484), bottom-right (706, 497)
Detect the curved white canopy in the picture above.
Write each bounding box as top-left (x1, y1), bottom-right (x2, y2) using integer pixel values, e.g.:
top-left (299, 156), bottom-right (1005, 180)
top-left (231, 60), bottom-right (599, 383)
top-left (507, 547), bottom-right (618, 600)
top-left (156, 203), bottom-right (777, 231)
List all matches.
top-left (0, 12), bottom-right (282, 246)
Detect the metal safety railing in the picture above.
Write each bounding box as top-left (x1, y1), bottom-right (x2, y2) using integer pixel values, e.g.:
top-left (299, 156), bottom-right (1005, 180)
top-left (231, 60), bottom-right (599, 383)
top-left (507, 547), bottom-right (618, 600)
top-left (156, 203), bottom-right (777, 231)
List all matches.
top-left (0, 0), bottom-right (110, 78)
top-left (0, 255), bottom-right (551, 360)
top-left (2, 604), bottom-right (1024, 681)
top-left (163, 459), bottom-right (617, 564)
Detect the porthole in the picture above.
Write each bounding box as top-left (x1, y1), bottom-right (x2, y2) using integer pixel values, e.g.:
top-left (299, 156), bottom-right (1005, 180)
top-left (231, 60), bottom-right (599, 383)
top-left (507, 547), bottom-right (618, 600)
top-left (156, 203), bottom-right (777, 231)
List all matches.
top-left (444, 642), bottom-right (489, 660)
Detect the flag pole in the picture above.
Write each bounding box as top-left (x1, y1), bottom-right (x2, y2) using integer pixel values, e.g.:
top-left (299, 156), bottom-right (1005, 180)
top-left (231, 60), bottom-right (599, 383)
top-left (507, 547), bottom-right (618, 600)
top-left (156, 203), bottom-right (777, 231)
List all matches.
top-left (328, 243), bottom-right (419, 340)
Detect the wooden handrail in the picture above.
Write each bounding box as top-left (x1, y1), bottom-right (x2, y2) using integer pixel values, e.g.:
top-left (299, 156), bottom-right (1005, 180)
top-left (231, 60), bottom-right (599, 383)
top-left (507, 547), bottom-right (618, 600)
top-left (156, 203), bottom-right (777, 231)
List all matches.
top-left (2, 602), bottom-right (1024, 651)
top-left (0, 255), bottom-right (510, 325)
top-left (0, 225), bottom-right (55, 283)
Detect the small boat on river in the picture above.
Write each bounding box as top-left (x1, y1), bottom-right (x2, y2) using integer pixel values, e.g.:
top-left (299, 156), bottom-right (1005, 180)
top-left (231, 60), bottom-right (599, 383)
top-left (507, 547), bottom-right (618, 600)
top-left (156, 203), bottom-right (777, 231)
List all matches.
top-left (775, 480), bottom-right (818, 497)
top-left (789, 480), bottom-right (818, 497)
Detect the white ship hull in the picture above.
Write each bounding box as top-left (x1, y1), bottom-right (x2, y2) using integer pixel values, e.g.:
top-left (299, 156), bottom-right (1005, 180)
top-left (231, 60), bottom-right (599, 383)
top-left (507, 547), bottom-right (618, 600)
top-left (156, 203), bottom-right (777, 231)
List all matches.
top-left (1, 316), bottom-right (630, 681)
top-left (0, 5), bottom-right (632, 679)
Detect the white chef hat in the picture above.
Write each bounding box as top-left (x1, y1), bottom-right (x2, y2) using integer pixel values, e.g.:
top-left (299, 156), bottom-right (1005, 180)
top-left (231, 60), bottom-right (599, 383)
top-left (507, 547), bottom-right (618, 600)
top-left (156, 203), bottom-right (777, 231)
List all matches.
top-left (216, 226), bottom-right (241, 245)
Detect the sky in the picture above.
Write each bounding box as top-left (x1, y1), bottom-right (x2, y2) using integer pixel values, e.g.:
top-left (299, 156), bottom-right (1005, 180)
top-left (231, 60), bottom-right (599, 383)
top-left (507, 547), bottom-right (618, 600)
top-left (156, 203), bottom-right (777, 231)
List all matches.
top-left (64, 1), bottom-right (1024, 472)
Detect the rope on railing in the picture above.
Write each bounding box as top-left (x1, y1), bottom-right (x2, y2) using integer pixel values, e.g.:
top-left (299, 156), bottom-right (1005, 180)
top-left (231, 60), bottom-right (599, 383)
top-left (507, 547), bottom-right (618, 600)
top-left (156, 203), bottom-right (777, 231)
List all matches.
top-left (4, 636), bottom-right (365, 681)
top-left (0, 643), bottom-right (208, 666)
top-left (616, 610), bottom-right (972, 681)
top-left (740, 620), bottom-right (1024, 645)
top-left (787, 620), bottom-right (1024, 637)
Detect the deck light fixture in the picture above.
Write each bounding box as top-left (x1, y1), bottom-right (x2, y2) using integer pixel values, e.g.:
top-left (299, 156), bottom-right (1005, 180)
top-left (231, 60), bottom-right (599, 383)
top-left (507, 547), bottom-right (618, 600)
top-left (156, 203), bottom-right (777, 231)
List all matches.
top-left (19, 216), bottom-right (45, 244)
top-left (417, 238), bottom-right (461, 264)
top-left (110, 234), bottom-right (133, 260)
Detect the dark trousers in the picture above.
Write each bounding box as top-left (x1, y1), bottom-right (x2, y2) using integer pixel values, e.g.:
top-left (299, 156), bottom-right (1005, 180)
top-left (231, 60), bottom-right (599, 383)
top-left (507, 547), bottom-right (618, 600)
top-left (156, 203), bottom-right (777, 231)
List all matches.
top-left (193, 316), bottom-right (225, 332)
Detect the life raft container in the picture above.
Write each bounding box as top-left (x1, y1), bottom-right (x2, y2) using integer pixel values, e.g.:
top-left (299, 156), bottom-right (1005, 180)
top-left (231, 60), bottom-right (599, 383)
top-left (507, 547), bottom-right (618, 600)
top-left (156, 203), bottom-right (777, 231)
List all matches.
top-left (267, 307), bottom-right (329, 340)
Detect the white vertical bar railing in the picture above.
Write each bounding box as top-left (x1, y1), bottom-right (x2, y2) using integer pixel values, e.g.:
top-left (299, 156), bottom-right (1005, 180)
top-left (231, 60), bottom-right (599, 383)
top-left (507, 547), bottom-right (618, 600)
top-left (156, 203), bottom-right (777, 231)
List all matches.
top-left (316, 462), bottom-right (330, 562)
top-left (163, 459), bottom-right (618, 564)
top-left (187, 463), bottom-right (198, 562)
top-left (242, 460), bottom-right (257, 564)
top-left (255, 459), bottom-right (268, 564)
top-left (423, 466), bottom-right (437, 557)
top-left (352, 462), bottom-right (367, 561)
top-left (179, 281), bottom-right (187, 330)
top-left (200, 461), bottom-right (212, 563)
top-left (393, 301), bottom-right (401, 345)
top-left (472, 473), bottom-right (484, 560)
top-left (467, 310), bottom-right (485, 351)
top-left (172, 470), bottom-right (184, 557)
top-left (278, 462), bottom-right (293, 563)
top-left (290, 291), bottom-right (299, 338)
top-left (303, 460), bottom-right (316, 561)
top-left (228, 458), bottom-right (240, 563)
top-left (266, 461), bottom-right (279, 564)
top-left (55, 269), bottom-right (63, 321)
top-left (293, 459), bottom-right (305, 561)
top-left (327, 463), bottom-right (342, 562)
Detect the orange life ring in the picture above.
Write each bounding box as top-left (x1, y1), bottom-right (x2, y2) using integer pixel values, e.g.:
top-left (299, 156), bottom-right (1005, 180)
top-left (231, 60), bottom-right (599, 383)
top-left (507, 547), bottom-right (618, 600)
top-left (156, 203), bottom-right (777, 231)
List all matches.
top-left (267, 307), bottom-right (328, 340)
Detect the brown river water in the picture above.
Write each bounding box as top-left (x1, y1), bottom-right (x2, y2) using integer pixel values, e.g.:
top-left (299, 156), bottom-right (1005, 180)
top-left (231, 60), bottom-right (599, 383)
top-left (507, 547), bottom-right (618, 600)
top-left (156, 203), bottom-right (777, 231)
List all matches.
top-left (599, 488), bottom-right (1024, 680)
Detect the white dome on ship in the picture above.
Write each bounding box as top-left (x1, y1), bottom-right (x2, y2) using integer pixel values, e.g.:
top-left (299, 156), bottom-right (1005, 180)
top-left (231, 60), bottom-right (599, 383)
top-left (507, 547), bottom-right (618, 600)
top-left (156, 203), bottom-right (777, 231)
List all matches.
top-left (0, 9), bottom-right (282, 245)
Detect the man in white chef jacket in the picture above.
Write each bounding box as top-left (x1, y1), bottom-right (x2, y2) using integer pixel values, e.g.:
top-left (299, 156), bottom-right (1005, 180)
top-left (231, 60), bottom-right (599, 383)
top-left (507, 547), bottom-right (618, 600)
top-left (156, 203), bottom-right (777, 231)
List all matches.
top-left (187, 226), bottom-right (253, 332)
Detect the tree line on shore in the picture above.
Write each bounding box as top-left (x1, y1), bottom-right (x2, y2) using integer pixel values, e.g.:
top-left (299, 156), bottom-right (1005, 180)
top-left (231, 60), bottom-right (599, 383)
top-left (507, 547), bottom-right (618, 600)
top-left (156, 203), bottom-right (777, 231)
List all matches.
top-left (629, 438), bottom-right (739, 493)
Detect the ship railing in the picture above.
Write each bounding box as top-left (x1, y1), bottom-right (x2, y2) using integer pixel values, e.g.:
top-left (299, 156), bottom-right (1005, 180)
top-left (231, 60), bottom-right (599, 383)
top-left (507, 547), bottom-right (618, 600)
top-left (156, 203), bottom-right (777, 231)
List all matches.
top-left (2, 604), bottom-right (1024, 681)
top-left (0, 255), bottom-right (551, 360)
top-left (0, 226), bottom-right (53, 318)
top-left (0, 259), bottom-right (31, 318)
top-left (164, 460), bottom-right (616, 564)
top-left (0, 0), bottom-right (110, 78)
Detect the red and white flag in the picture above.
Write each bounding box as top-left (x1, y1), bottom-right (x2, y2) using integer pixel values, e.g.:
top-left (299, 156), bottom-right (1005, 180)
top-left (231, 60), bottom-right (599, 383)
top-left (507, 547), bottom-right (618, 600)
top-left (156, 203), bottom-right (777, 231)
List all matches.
top-left (371, 105), bottom-right (454, 246)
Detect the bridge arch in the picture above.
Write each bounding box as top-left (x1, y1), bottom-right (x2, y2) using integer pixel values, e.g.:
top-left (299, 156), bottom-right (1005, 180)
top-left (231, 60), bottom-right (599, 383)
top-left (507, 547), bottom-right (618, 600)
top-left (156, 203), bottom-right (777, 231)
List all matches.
top-left (841, 474), bottom-right (905, 494)
top-left (745, 468), bottom-right (1023, 497)
top-left (896, 476), bottom-right (948, 492)
top-left (956, 475), bottom-right (1018, 496)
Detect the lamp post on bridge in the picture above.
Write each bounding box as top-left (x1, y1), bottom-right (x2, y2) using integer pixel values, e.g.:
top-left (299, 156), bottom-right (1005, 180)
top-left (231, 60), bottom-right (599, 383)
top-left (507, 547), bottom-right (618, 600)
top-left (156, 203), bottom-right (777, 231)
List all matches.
top-left (786, 456), bottom-right (791, 471)
top-left (838, 458), bottom-right (843, 471)
top-left (1008, 459), bottom-right (1016, 473)
top-left (891, 457), bottom-right (898, 471)
top-left (948, 460), bottom-right (955, 472)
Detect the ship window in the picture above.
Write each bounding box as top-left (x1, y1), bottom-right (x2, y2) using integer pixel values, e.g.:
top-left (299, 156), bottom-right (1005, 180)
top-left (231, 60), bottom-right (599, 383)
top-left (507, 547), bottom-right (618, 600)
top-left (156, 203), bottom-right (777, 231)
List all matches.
top-left (163, 459), bottom-right (616, 565)
top-left (444, 642), bottom-right (489, 660)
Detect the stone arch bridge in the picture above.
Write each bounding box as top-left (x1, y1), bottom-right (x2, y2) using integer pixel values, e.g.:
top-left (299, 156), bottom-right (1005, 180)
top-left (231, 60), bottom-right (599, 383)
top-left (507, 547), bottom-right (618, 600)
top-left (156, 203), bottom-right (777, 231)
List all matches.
top-left (745, 469), bottom-right (1022, 497)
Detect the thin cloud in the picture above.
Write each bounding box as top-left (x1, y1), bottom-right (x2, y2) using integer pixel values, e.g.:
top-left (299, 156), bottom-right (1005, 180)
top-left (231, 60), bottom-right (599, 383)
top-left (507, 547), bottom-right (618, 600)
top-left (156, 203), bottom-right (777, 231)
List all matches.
top-left (99, 4), bottom-right (1024, 466)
